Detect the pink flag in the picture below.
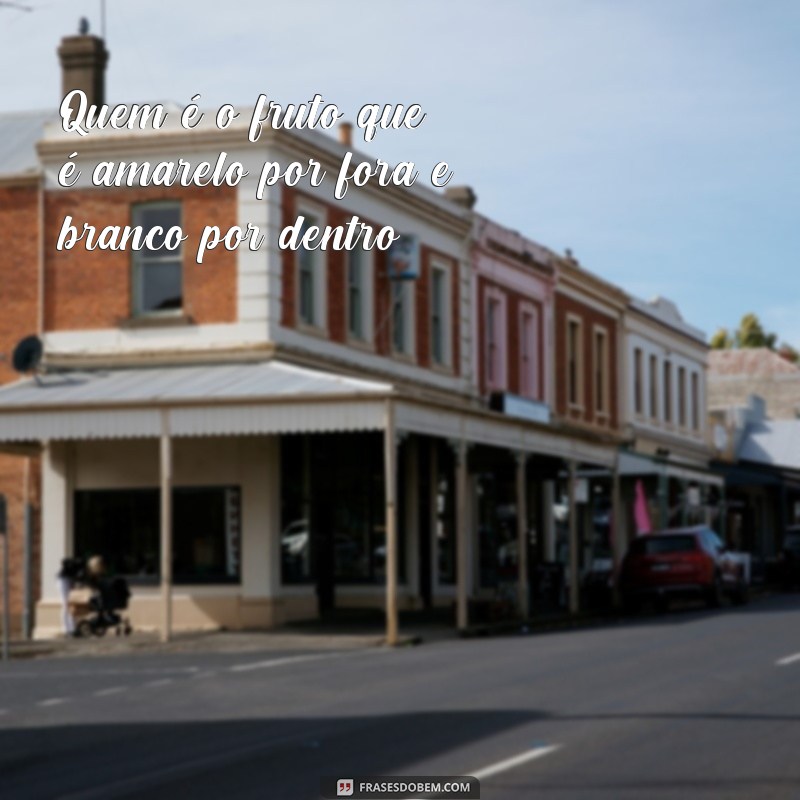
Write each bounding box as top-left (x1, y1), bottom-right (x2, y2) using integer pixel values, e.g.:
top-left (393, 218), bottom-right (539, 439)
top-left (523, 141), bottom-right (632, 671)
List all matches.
top-left (634, 479), bottom-right (652, 535)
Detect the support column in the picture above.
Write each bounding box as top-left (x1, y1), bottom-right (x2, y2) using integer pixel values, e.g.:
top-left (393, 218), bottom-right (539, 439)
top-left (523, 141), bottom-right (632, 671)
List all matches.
top-left (160, 410), bottom-right (173, 643)
top-left (611, 463), bottom-right (624, 606)
top-left (384, 401), bottom-right (399, 646)
top-left (455, 439), bottom-right (469, 631)
top-left (515, 452), bottom-right (529, 619)
top-left (568, 460), bottom-right (580, 615)
top-left (542, 481), bottom-right (556, 562)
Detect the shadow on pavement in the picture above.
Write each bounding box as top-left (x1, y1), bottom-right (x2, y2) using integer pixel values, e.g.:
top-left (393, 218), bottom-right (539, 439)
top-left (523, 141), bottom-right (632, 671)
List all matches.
top-left (0, 709), bottom-right (543, 800)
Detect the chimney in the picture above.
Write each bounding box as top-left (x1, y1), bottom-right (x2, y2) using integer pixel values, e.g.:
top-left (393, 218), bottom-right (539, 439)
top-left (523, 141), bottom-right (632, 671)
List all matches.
top-left (338, 121), bottom-right (353, 147)
top-left (57, 18), bottom-right (109, 110)
top-left (444, 185), bottom-right (477, 210)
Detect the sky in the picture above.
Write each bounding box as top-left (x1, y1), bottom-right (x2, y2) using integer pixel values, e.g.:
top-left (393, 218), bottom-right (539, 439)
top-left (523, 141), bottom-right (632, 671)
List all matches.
top-left (1, 0), bottom-right (798, 344)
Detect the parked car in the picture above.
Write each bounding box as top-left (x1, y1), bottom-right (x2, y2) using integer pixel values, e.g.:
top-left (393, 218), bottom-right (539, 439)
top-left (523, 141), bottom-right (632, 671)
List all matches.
top-left (620, 526), bottom-right (749, 612)
top-left (778, 526), bottom-right (800, 590)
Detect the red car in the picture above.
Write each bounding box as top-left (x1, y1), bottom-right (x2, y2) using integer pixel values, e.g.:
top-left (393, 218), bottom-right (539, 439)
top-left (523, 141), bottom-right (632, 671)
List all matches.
top-left (620, 526), bottom-right (749, 612)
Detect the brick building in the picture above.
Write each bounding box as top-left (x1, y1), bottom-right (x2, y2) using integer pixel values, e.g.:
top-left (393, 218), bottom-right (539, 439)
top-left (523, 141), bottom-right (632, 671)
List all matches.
top-left (0, 29), bottom-right (717, 640)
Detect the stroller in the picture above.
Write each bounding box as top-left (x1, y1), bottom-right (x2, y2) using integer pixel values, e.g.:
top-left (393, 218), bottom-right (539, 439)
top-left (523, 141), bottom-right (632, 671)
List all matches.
top-left (67, 557), bottom-right (133, 638)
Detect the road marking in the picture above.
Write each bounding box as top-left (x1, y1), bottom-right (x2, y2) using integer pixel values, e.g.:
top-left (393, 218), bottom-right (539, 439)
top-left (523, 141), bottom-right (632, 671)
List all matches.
top-left (0, 667), bottom-right (199, 679)
top-left (229, 652), bottom-right (347, 673)
top-left (143, 678), bottom-right (174, 688)
top-left (94, 686), bottom-right (126, 696)
top-left (472, 744), bottom-right (561, 781)
top-left (37, 697), bottom-right (70, 707)
top-left (191, 671), bottom-right (217, 679)
top-left (776, 652), bottom-right (800, 666)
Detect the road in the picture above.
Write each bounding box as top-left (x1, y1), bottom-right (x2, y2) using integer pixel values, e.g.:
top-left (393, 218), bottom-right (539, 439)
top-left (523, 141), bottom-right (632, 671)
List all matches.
top-left (1, 595), bottom-right (800, 799)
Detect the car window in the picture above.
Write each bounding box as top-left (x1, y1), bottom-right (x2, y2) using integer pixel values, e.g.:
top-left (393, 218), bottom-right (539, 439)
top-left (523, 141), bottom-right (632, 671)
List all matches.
top-left (629, 535), bottom-right (697, 555)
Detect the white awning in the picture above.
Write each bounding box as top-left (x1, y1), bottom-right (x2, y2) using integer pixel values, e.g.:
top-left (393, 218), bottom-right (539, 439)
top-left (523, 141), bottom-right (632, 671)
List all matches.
top-left (0, 360), bottom-right (619, 467)
top-left (0, 361), bottom-right (392, 441)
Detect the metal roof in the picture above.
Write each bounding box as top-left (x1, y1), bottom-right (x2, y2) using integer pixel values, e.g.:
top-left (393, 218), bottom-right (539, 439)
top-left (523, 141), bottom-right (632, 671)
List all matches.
top-left (0, 361), bottom-right (393, 442)
top-left (0, 110), bottom-right (56, 177)
top-left (738, 420), bottom-right (800, 471)
top-left (0, 361), bottom-right (392, 409)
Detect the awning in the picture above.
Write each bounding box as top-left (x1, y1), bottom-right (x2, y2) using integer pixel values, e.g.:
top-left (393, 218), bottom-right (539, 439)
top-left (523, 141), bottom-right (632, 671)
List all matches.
top-left (0, 360), bottom-right (619, 467)
top-left (618, 450), bottom-right (723, 487)
top-left (0, 361), bottom-right (393, 441)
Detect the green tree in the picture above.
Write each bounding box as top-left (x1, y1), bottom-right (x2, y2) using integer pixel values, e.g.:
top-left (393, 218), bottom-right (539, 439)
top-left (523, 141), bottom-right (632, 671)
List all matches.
top-left (733, 313), bottom-right (777, 350)
top-left (710, 327), bottom-right (733, 349)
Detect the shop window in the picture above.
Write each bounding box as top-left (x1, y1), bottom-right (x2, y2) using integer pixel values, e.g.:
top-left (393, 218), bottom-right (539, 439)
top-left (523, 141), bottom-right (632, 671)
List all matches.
top-left (131, 202), bottom-right (182, 316)
top-left (73, 486), bottom-right (241, 584)
top-left (280, 433), bottom-right (405, 585)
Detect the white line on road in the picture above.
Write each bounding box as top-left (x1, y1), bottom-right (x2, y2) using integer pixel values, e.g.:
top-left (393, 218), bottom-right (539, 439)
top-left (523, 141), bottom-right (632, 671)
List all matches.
top-left (229, 652), bottom-right (348, 673)
top-left (471, 744), bottom-right (561, 781)
top-left (776, 652), bottom-right (800, 666)
top-left (37, 697), bottom-right (70, 707)
top-left (143, 678), bottom-right (174, 688)
top-left (94, 686), bottom-right (126, 696)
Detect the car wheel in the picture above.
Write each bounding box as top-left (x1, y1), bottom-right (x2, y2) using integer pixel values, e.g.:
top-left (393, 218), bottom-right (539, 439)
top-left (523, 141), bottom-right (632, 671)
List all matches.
top-left (622, 594), bottom-right (640, 615)
top-left (706, 574), bottom-right (723, 609)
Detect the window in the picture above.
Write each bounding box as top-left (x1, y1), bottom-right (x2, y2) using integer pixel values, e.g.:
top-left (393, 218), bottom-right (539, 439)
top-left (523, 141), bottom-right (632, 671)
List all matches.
top-left (649, 354), bottom-right (658, 419)
top-left (691, 372), bottom-right (700, 431)
top-left (297, 213), bottom-right (323, 328)
top-left (567, 317), bottom-right (583, 407)
top-left (74, 486), bottom-right (241, 584)
top-left (486, 296), bottom-right (502, 388)
top-left (678, 366), bottom-right (687, 427)
top-left (132, 202), bottom-right (182, 315)
top-left (593, 327), bottom-right (609, 415)
top-left (633, 348), bottom-right (643, 415)
top-left (280, 433), bottom-right (405, 585)
top-left (520, 306), bottom-right (539, 399)
top-left (391, 279), bottom-right (414, 356)
top-left (347, 246), bottom-right (371, 342)
top-left (663, 360), bottom-right (672, 423)
top-left (430, 263), bottom-right (451, 367)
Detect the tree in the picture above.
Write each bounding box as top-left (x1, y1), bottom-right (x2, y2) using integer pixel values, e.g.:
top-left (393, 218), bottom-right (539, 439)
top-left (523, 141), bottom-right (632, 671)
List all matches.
top-left (778, 343), bottom-right (800, 364)
top-left (710, 328), bottom-right (733, 349)
top-left (734, 313), bottom-right (777, 350)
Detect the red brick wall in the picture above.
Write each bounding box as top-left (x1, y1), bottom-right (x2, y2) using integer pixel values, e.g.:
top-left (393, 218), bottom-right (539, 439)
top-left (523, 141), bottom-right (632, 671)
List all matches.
top-left (44, 185), bottom-right (237, 330)
top-left (281, 186), bottom-right (461, 377)
top-left (555, 291), bottom-right (619, 430)
top-left (476, 275), bottom-right (545, 399)
top-left (0, 182), bottom-right (42, 633)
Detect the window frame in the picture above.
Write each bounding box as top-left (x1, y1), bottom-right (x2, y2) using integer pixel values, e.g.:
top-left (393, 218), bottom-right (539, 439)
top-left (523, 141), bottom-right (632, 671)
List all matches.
top-left (390, 277), bottom-right (416, 358)
top-left (429, 259), bottom-right (452, 369)
top-left (663, 359), bottom-right (673, 424)
top-left (593, 324), bottom-right (610, 418)
top-left (346, 241), bottom-right (373, 346)
top-left (566, 313), bottom-right (584, 410)
top-left (649, 353), bottom-right (659, 420)
top-left (295, 203), bottom-right (328, 333)
top-left (131, 201), bottom-right (184, 318)
top-left (519, 302), bottom-right (540, 400)
top-left (678, 365), bottom-right (687, 428)
top-left (484, 287), bottom-right (507, 391)
top-left (633, 347), bottom-right (643, 417)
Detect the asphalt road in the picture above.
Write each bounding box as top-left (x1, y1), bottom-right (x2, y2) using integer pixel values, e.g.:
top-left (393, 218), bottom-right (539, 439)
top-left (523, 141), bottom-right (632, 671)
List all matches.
top-left (2, 595), bottom-right (800, 799)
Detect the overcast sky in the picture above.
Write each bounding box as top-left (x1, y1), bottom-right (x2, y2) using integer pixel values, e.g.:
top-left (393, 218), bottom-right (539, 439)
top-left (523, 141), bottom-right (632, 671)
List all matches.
top-left (2, 0), bottom-right (798, 344)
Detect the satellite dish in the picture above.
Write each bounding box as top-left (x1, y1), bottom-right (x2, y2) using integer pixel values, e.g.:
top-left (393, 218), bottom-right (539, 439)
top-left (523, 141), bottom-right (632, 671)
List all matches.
top-left (12, 335), bottom-right (43, 375)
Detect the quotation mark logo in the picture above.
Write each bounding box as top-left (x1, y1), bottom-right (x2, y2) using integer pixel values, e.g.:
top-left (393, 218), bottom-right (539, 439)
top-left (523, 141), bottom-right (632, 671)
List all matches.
top-left (337, 778), bottom-right (354, 796)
